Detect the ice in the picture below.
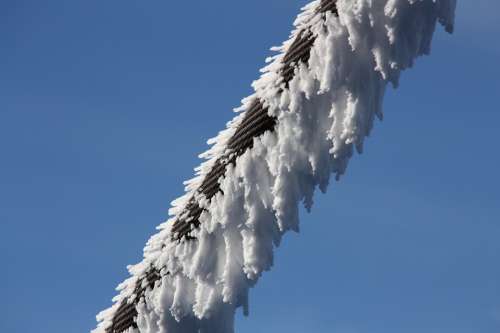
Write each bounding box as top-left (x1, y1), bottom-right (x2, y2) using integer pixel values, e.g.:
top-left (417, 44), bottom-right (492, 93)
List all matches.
top-left (94, 1), bottom-right (456, 332)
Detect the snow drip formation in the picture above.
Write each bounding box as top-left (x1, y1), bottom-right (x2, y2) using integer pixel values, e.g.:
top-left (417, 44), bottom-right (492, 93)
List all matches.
top-left (95, 1), bottom-right (456, 332)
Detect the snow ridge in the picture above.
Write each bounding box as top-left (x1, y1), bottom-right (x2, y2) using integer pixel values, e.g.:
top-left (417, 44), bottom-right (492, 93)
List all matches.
top-left (94, 1), bottom-right (456, 332)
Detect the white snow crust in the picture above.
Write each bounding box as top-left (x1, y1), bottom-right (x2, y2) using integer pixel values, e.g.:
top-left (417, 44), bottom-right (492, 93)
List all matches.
top-left (94, 1), bottom-right (456, 332)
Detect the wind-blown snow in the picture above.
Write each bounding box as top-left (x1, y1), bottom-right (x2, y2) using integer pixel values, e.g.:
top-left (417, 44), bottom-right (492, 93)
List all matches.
top-left (94, 1), bottom-right (456, 332)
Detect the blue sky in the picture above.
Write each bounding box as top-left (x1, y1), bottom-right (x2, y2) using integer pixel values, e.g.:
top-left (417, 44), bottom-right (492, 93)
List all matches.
top-left (1, 1), bottom-right (499, 332)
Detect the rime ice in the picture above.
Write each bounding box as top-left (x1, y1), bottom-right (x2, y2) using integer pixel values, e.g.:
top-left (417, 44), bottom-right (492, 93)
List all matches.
top-left (94, 1), bottom-right (456, 332)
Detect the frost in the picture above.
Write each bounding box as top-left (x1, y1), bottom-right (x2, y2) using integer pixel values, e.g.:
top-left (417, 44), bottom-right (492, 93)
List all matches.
top-left (94, 1), bottom-right (456, 332)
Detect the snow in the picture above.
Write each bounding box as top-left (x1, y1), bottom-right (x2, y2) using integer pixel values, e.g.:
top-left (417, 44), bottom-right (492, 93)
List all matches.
top-left (94, 1), bottom-right (456, 332)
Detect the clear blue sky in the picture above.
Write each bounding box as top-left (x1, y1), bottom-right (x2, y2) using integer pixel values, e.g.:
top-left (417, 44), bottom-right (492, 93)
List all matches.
top-left (1, 1), bottom-right (499, 332)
